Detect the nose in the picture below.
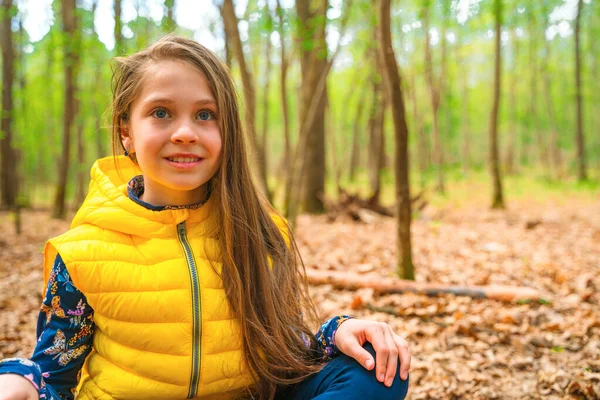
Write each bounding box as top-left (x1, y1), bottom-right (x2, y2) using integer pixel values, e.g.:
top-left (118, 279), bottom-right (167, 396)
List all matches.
top-left (171, 120), bottom-right (198, 144)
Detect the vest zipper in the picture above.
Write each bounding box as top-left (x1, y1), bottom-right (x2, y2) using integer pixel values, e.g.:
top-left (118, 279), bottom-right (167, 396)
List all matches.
top-left (177, 221), bottom-right (202, 398)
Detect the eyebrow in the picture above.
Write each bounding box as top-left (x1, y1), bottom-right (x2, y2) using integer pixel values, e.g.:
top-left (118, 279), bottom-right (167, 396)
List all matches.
top-left (141, 97), bottom-right (217, 106)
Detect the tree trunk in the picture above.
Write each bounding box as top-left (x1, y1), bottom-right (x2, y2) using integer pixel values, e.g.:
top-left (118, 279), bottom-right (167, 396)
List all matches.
top-left (378, 0), bottom-right (414, 280)
top-left (74, 19), bottom-right (85, 210)
top-left (220, 0), bottom-right (270, 198)
top-left (17, 13), bottom-right (25, 95)
top-left (276, 0), bottom-right (293, 215)
top-left (114, 0), bottom-right (123, 55)
top-left (528, 13), bottom-right (548, 172)
top-left (349, 80), bottom-right (369, 183)
top-left (541, 12), bottom-right (561, 179)
top-left (260, 9), bottom-right (273, 203)
top-left (574, 0), bottom-right (587, 181)
top-left (163, 0), bottom-right (175, 33)
top-left (439, 1), bottom-right (450, 166)
top-left (15, 14), bottom-right (28, 205)
top-left (40, 23), bottom-right (56, 192)
top-left (220, 2), bottom-right (232, 70)
top-left (341, 63), bottom-right (364, 184)
top-left (74, 116), bottom-right (86, 209)
top-left (409, 74), bottom-right (429, 188)
top-left (296, 0), bottom-right (328, 214)
top-left (368, 73), bottom-right (385, 203)
top-left (458, 32), bottom-right (471, 176)
top-left (423, 1), bottom-right (445, 194)
top-left (1, 0), bottom-right (18, 209)
top-left (53, 0), bottom-right (78, 219)
top-left (326, 100), bottom-right (342, 195)
top-left (489, 0), bottom-right (505, 210)
top-left (505, 25), bottom-right (518, 174)
top-left (91, 0), bottom-right (105, 158)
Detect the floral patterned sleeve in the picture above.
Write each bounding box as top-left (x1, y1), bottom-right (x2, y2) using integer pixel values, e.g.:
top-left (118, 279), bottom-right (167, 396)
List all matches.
top-left (313, 315), bottom-right (354, 361)
top-left (0, 254), bottom-right (94, 400)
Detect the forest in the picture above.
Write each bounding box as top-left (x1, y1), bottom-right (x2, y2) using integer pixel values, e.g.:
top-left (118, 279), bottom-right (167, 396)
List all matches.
top-left (1, 0), bottom-right (599, 398)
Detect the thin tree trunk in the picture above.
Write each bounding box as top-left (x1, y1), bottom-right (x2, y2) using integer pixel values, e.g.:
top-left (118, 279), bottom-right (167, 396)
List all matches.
top-left (40, 25), bottom-right (56, 193)
top-left (528, 13), bottom-right (548, 172)
top-left (541, 27), bottom-right (561, 179)
top-left (220, 1), bottom-right (232, 70)
top-left (74, 16), bottom-right (85, 210)
top-left (574, 0), bottom-right (587, 181)
top-left (489, 0), bottom-right (505, 209)
top-left (92, 0), bottom-right (105, 158)
top-left (458, 32), bottom-right (471, 176)
top-left (349, 80), bottom-right (369, 183)
top-left (276, 0), bottom-right (293, 215)
top-left (223, 30), bottom-right (232, 69)
top-left (423, 1), bottom-right (445, 194)
top-left (326, 100), bottom-right (342, 195)
top-left (368, 72), bottom-right (385, 202)
top-left (114, 0), bottom-right (123, 55)
top-left (163, 0), bottom-right (175, 33)
top-left (594, 23), bottom-right (600, 171)
top-left (1, 0), bottom-right (18, 209)
top-left (341, 63), bottom-right (364, 183)
top-left (53, 0), bottom-right (78, 219)
top-left (439, 1), bottom-right (450, 165)
top-left (16, 14), bottom-right (28, 204)
top-left (74, 115), bottom-right (86, 208)
top-left (409, 74), bottom-right (428, 188)
top-left (592, 11), bottom-right (600, 171)
top-left (260, 10), bottom-right (273, 202)
top-left (17, 14), bottom-right (25, 95)
top-left (378, 0), bottom-right (414, 280)
top-left (220, 0), bottom-right (270, 197)
top-left (505, 26), bottom-right (518, 175)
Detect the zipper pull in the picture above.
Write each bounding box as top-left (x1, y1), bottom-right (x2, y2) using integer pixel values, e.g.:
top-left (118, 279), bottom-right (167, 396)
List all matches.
top-left (177, 221), bottom-right (186, 235)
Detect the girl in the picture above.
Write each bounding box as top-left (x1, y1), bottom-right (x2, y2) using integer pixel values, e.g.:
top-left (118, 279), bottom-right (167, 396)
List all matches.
top-left (0, 35), bottom-right (410, 400)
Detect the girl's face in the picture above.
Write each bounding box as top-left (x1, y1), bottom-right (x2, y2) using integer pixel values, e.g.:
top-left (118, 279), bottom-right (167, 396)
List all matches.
top-left (122, 60), bottom-right (222, 206)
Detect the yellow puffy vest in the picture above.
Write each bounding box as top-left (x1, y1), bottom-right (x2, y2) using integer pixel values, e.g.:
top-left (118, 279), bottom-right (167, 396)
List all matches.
top-left (43, 156), bottom-right (283, 399)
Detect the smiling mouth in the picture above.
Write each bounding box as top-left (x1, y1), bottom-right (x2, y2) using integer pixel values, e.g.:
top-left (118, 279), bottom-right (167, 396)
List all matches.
top-left (165, 157), bottom-right (203, 162)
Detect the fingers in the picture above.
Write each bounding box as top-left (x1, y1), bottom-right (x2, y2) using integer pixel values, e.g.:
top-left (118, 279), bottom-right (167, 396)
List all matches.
top-left (366, 322), bottom-right (409, 387)
top-left (383, 326), bottom-right (399, 387)
top-left (345, 338), bottom-right (375, 370)
top-left (337, 319), bottom-right (410, 387)
top-left (368, 322), bottom-right (391, 386)
top-left (394, 333), bottom-right (411, 380)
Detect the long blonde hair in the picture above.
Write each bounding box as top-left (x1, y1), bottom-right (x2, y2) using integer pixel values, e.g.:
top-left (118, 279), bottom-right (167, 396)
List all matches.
top-left (109, 34), bottom-right (325, 399)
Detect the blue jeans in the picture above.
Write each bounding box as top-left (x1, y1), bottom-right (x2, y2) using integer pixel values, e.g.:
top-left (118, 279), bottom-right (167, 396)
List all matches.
top-left (275, 343), bottom-right (409, 399)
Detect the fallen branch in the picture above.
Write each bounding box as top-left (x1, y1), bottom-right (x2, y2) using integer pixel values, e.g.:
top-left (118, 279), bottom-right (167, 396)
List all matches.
top-left (361, 303), bottom-right (452, 327)
top-left (323, 188), bottom-right (428, 223)
top-left (305, 269), bottom-right (541, 303)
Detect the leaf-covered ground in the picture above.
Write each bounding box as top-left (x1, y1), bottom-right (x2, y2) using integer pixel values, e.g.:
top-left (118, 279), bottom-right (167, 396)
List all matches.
top-left (1, 197), bottom-right (599, 399)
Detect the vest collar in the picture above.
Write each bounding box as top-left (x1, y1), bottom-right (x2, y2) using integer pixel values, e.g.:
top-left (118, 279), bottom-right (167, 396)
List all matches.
top-left (70, 156), bottom-right (216, 237)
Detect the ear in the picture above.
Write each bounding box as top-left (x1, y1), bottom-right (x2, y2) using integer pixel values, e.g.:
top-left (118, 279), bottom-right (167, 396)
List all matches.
top-left (120, 123), bottom-right (134, 152)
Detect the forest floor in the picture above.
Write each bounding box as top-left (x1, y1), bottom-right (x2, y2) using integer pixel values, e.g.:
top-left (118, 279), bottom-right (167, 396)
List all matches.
top-left (0, 193), bottom-right (599, 399)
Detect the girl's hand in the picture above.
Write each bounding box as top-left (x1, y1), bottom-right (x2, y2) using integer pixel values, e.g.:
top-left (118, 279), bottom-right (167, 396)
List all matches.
top-left (0, 374), bottom-right (38, 400)
top-left (334, 319), bottom-right (411, 387)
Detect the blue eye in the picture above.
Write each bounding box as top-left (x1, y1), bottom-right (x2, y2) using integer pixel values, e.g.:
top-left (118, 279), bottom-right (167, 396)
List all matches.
top-left (153, 109), bottom-right (169, 119)
top-left (198, 111), bottom-right (214, 121)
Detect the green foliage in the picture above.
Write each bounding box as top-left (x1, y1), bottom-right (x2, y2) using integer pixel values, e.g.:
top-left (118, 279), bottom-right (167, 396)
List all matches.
top-left (2, 0), bottom-right (599, 207)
